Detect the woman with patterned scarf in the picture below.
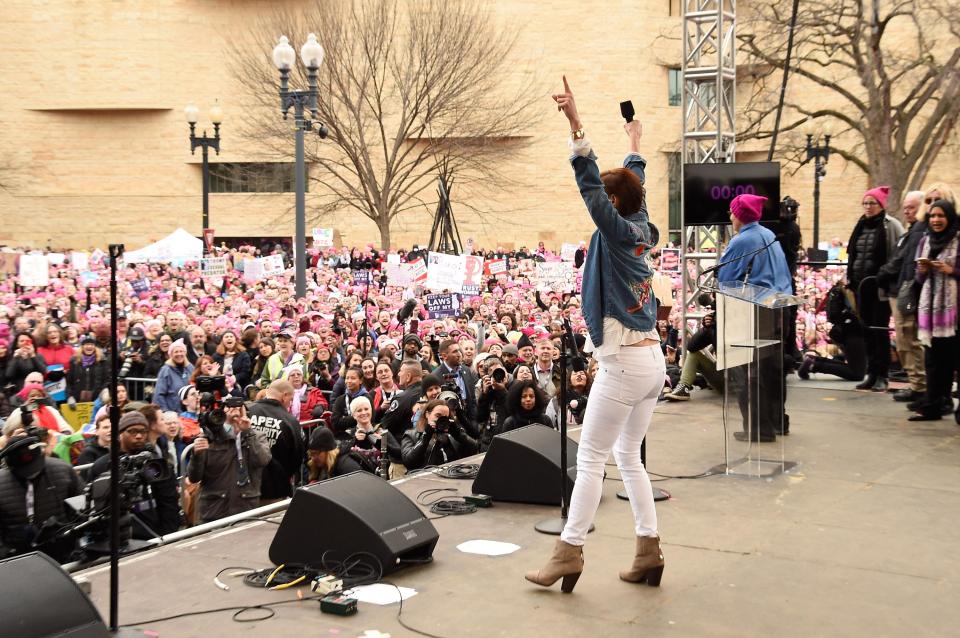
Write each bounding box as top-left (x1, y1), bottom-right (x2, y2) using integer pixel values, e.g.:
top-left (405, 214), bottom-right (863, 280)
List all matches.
top-left (910, 200), bottom-right (960, 422)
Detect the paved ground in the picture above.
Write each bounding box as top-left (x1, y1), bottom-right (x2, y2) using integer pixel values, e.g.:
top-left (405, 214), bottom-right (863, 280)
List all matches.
top-left (78, 377), bottom-right (960, 637)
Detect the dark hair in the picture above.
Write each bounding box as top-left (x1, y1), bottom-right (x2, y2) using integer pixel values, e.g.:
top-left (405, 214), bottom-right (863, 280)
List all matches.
top-left (507, 379), bottom-right (548, 415)
top-left (439, 339), bottom-right (457, 356)
top-left (421, 374), bottom-right (442, 392)
top-left (217, 330), bottom-right (246, 356)
top-left (344, 365), bottom-right (363, 381)
top-left (139, 403), bottom-right (160, 426)
top-left (600, 168), bottom-right (645, 217)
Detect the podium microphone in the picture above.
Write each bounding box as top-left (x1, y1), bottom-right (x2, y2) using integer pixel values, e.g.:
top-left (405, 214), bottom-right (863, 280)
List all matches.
top-left (620, 100), bottom-right (635, 123)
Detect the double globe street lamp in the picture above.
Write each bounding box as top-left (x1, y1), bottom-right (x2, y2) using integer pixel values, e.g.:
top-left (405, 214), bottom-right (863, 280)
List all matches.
top-left (272, 33), bottom-right (328, 299)
top-left (185, 101), bottom-right (224, 253)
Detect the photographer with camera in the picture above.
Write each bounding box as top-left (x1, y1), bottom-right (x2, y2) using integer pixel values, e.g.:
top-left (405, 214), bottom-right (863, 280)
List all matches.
top-left (187, 397), bottom-right (271, 523)
top-left (118, 326), bottom-right (149, 384)
top-left (5, 332), bottom-right (46, 392)
top-left (433, 339), bottom-right (477, 422)
top-left (476, 356), bottom-right (511, 448)
top-left (5, 383), bottom-right (73, 437)
top-left (0, 434), bottom-right (83, 561)
top-left (88, 411), bottom-right (181, 538)
top-left (401, 397), bottom-right (478, 472)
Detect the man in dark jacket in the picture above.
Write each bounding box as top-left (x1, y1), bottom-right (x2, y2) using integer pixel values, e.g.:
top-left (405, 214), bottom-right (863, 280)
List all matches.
top-left (247, 380), bottom-right (303, 501)
top-left (75, 413), bottom-right (111, 475)
top-left (188, 401), bottom-right (272, 522)
top-left (432, 339), bottom-right (477, 421)
top-left (876, 190), bottom-right (927, 403)
top-left (90, 411), bottom-right (181, 538)
top-left (380, 361), bottom-right (425, 440)
top-left (0, 435), bottom-right (83, 560)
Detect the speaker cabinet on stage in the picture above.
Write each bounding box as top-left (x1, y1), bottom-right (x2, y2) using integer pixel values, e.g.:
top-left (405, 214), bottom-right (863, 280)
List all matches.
top-left (0, 552), bottom-right (110, 638)
top-left (472, 424), bottom-right (579, 506)
top-left (269, 471), bottom-right (439, 574)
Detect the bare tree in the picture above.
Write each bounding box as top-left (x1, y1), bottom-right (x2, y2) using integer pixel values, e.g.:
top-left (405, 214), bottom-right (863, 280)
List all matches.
top-left (229, 0), bottom-right (541, 249)
top-left (738, 0), bottom-right (960, 212)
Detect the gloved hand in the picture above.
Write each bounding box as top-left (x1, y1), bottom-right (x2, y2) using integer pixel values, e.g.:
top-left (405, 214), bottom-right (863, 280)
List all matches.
top-left (67, 396), bottom-right (77, 409)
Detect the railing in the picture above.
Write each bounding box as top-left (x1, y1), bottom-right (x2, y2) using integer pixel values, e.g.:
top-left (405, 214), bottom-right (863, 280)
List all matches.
top-left (118, 376), bottom-right (157, 403)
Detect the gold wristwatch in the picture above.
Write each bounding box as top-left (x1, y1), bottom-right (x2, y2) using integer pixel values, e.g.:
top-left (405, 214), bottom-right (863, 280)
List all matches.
top-left (571, 128), bottom-right (585, 140)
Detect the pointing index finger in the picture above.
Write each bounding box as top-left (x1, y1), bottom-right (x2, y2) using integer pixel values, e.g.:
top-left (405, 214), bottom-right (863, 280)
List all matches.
top-left (562, 75), bottom-right (571, 94)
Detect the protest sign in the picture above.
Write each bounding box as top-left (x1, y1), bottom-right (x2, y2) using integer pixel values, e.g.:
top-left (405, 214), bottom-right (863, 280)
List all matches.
top-left (426, 252), bottom-right (466, 292)
top-left (407, 258), bottom-right (428, 282)
top-left (535, 262), bottom-right (576, 293)
top-left (200, 257), bottom-right (228, 277)
top-left (659, 248), bottom-right (681, 274)
top-left (71, 251), bottom-right (89, 271)
top-left (560, 243), bottom-right (579, 262)
top-left (353, 269), bottom-right (375, 285)
top-left (243, 258), bottom-right (264, 283)
top-left (131, 278), bottom-right (150, 293)
top-left (79, 271), bottom-right (100, 287)
top-left (44, 364), bottom-right (67, 403)
top-left (312, 228), bottom-right (334, 247)
top-left (426, 293), bottom-right (462, 318)
top-left (18, 254), bottom-right (49, 287)
top-left (47, 252), bottom-right (67, 266)
top-left (261, 254), bottom-right (285, 275)
top-left (0, 252), bottom-right (20, 277)
top-left (484, 259), bottom-right (507, 276)
top-left (90, 248), bottom-right (106, 265)
top-left (387, 253), bottom-right (401, 264)
top-left (60, 401), bottom-right (94, 432)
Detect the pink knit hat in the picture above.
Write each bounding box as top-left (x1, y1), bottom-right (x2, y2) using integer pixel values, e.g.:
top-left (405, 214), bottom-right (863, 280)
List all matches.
top-left (730, 194), bottom-right (768, 224)
top-left (863, 186), bottom-right (890, 209)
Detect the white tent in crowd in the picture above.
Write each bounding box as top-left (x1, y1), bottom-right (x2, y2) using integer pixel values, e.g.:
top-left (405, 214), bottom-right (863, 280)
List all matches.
top-left (123, 228), bottom-right (203, 264)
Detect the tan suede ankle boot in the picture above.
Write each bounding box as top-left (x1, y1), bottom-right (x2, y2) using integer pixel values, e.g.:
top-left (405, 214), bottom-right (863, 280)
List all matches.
top-left (619, 535), bottom-right (664, 586)
top-left (524, 539), bottom-right (584, 593)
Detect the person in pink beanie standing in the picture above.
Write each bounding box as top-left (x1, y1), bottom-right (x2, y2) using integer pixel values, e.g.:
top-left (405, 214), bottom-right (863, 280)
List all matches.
top-left (846, 186), bottom-right (904, 392)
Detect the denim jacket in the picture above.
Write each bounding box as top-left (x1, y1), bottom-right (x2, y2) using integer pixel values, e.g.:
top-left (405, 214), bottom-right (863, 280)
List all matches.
top-left (573, 151), bottom-right (659, 347)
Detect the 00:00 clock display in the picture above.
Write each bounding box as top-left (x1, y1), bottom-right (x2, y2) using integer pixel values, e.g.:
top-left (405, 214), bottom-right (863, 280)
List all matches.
top-left (710, 184), bottom-right (757, 200)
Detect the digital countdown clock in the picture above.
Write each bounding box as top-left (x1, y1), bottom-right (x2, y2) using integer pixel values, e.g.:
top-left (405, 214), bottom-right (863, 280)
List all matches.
top-left (683, 162), bottom-right (781, 226)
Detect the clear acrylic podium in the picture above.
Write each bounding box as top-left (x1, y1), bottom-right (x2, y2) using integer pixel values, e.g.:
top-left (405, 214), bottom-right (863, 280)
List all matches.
top-left (713, 281), bottom-right (801, 478)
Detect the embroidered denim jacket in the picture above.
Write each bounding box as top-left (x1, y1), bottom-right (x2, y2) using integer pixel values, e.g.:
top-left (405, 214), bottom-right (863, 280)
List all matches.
top-left (573, 151), bottom-right (659, 347)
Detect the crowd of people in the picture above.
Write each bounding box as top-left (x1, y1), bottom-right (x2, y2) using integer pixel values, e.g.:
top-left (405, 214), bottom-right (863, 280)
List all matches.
top-left (0, 178), bottom-right (956, 560)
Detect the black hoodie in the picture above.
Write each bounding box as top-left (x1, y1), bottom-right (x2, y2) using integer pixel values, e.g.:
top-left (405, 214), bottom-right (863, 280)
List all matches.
top-left (247, 398), bottom-right (304, 499)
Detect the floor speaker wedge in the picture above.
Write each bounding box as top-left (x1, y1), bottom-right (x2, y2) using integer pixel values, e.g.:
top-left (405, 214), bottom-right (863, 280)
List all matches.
top-left (269, 471), bottom-right (438, 574)
top-left (472, 424), bottom-right (579, 505)
top-left (0, 552), bottom-right (110, 638)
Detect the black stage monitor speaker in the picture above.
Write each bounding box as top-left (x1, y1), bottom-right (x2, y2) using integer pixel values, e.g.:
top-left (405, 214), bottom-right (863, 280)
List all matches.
top-left (269, 471), bottom-right (439, 574)
top-left (0, 552), bottom-right (110, 638)
top-left (472, 424), bottom-right (579, 506)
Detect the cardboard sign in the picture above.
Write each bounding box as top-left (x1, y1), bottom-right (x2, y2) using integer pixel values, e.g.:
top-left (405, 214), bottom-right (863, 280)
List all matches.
top-left (60, 401), bottom-right (94, 431)
top-left (200, 257), bottom-right (228, 277)
top-left (46, 252), bottom-right (67, 265)
top-left (426, 251), bottom-right (466, 292)
top-left (535, 262), bottom-right (576, 293)
top-left (659, 248), bottom-right (681, 274)
top-left (312, 228), bottom-right (334, 247)
top-left (426, 293), bottom-right (462, 318)
top-left (202, 228), bottom-right (216, 253)
top-left (0, 252), bottom-right (20, 277)
top-left (18, 254), bottom-right (50, 287)
top-left (407, 258), bottom-right (428, 282)
top-left (384, 263), bottom-right (411, 288)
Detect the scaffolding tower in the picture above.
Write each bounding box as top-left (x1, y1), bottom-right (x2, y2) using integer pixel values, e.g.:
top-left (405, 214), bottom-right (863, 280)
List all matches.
top-left (680, 0), bottom-right (737, 331)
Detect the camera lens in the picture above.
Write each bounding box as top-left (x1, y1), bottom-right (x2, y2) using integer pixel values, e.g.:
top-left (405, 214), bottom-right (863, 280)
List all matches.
top-left (140, 459), bottom-right (168, 483)
top-left (208, 408), bottom-right (226, 428)
top-left (492, 368), bottom-right (506, 383)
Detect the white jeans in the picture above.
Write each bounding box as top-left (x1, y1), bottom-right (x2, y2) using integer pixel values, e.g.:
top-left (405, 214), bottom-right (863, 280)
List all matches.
top-left (561, 345), bottom-right (665, 546)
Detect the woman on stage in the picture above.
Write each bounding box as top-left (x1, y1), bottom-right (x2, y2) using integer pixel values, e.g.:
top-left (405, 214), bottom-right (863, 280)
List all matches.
top-left (525, 77), bottom-right (666, 593)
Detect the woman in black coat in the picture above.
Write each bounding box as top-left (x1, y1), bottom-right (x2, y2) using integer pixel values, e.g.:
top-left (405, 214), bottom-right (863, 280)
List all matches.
top-left (502, 379), bottom-right (554, 432)
top-left (213, 330), bottom-right (252, 392)
top-left (65, 337), bottom-right (108, 402)
top-left (5, 332), bottom-right (46, 392)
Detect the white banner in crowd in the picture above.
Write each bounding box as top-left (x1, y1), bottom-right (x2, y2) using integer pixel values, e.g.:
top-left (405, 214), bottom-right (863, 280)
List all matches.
top-left (243, 258), bottom-right (264, 283)
top-left (18, 254), bottom-right (50, 287)
top-left (200, 257), bottom-right (228, 277)
top-left (71, 251), bottom-right (89, 271)
top-left (312, 228), bottom-right (334, 247)
top-left (46, 253), bottom-right (66, 266)
top-left (535, 261), bottom-right (576, 293)
top-left (560, 243), bottom-right (579, 262)
top-left (426, 251), bottom-right (466, 292)
top-left (261, 254), bottom-right (285, 275)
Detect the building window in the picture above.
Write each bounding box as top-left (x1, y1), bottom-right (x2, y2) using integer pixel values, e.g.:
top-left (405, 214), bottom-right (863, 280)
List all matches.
top-left (208, 163), bottom-right (301, 193)
top-left (668, 69), bottom-right (682, 106)
top-left (668, 152), bottom-right (681, 237)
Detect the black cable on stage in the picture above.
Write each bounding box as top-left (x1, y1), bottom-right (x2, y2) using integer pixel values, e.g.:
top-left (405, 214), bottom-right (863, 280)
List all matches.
top-left (603, 462), bottom-right (719, 481)
top-left (416, 487), bottom-right (478, 517)
top-left (435, 463), bottom-right (479, 479)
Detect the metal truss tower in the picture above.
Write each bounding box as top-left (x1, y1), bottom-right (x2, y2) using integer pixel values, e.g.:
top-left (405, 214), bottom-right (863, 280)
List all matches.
top-left (680, 0), bottom-right (737, 330)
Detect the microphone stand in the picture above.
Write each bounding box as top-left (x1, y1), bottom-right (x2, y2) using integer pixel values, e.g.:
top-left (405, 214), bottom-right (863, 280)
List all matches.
top-left (535, 319), bottom-right (594, 535)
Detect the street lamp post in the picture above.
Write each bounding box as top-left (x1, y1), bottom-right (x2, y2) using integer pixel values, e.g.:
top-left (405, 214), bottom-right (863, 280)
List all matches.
top-left (185, 102), bottom-right (223, 251)
top-left (272, 34), bottom-right (328, 300)
top-left (805, 131), bottom-right (831, 250)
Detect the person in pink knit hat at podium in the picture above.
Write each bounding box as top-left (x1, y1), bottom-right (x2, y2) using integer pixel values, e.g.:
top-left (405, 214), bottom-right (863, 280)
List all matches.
top-left (718, 193), bottom-right (793, 442)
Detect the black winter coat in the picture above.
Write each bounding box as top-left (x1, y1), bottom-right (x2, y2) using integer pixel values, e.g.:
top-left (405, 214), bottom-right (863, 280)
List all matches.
top-left (0, 460), bottom-right (83, 556)
top-left (66, 357), bottom-right (109, 401)
top-left (247, 398), bottom-right (304, 500)
top-left (5, 354), bottom-right (46, 391)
